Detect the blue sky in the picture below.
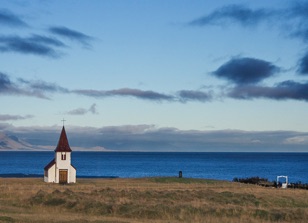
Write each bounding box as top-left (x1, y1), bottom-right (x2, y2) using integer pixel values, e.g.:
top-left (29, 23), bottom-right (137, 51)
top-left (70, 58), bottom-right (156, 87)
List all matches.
top-left (1, 0), bottom-right (308, 151)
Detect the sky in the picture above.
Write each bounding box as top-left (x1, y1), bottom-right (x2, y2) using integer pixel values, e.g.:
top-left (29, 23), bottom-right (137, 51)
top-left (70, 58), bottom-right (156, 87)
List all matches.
top-left (1, 0), bottom-right (308, 151)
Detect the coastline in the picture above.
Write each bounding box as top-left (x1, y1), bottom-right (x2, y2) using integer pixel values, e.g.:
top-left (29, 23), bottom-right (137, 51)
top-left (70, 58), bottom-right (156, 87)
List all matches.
top-left (1, 152), bottom-right (307, 183)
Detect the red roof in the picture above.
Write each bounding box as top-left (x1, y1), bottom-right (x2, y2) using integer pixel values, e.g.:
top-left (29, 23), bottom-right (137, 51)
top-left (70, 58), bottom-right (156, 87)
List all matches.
top-left (44, 158), bottom-right (55, 171)
top-left (54, 126), bottom-right (72, 152)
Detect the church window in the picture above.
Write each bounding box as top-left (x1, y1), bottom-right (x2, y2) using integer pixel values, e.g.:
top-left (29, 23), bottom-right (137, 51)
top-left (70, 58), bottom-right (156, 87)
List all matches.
top-left (61, 153), bottom-right (66, 160)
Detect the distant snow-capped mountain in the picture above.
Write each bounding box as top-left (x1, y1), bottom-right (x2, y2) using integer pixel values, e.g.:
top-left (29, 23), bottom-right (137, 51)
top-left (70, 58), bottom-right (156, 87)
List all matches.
top-left (0, 132), bottom-right (38, 150)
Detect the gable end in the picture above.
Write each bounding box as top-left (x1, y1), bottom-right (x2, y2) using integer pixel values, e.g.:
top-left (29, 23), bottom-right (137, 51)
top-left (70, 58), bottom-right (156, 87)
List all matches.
top-left (44, 158), bottom-right (56, 171)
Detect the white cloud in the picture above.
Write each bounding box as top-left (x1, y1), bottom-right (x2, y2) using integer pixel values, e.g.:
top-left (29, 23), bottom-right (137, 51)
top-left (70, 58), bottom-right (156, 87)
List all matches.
top-left (284, 135), bottom-right (308, 145)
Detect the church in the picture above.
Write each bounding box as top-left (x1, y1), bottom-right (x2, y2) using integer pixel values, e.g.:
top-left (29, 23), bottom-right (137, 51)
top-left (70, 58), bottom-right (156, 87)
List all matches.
top-left (44, 126), bottom-right (76, 184)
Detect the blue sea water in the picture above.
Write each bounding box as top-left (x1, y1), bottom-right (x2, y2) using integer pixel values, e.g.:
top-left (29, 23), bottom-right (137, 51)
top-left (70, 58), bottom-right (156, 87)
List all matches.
top-left (0, 152), bottom-right (307, 183)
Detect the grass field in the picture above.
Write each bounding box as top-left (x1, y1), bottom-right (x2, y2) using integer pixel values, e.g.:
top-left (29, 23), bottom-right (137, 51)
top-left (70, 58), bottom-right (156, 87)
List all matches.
top-left (0, 177), bottom-right (307, 223)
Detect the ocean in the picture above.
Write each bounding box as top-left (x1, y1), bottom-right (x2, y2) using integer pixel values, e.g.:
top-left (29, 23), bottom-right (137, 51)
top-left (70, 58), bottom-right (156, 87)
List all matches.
top-left (0, 152), bottom-right (307, 183)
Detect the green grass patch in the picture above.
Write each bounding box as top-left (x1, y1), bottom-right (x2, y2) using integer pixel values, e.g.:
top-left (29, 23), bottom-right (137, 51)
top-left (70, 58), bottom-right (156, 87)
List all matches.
top-left (0, 216), bottom-right (15, 222)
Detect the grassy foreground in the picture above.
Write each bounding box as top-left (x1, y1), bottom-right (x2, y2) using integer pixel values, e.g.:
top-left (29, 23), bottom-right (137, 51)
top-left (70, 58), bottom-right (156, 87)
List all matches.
top-left (0, 177), bottom-right (307, 223)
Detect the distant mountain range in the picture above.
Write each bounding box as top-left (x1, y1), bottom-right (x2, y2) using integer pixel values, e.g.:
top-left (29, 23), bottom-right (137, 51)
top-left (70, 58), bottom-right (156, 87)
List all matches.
top-left (0, 132), bottom-right (39, 150)
top-left (0, 132), bottom-right (108, 151)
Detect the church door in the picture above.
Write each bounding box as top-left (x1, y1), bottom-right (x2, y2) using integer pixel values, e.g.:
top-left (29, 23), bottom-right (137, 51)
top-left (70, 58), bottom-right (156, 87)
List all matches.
top-left (59, 170), bottom-right (68, 184)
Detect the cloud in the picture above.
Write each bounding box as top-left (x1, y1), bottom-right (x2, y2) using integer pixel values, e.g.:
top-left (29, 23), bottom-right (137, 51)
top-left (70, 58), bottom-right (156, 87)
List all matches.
top-left (0, 72), bottom-right (49, 99)
top-left (228, 80), bottom-right (308, 101)
top-left (187, 2), bottom-right (308, 48)
top-left (187, 2), bottom-right (308, 42)
top-left (73, 89), bottom-right (215, 103)
top-left (291, 28), bottom-right (308, 43)
top-left (0, 9), bottom-right (28, 27)
top-left (297, 52), bottom-right (308, 75)
top-left (284, 135), bottom-right (308, 145)
top-left (0, 122), bottom-right (12, 131)
top-left (5, 70), bottom-right (308, 103)
top-left (290, 1), bottom-right (308, 20)
top-left (187, 2), bottom-right (308, 79)
top-left (2, 72), bottom-right (214, 103)
top-left (212, 57), bottom-right (280, 85)
top-left (73, 88), bottom-right (175, 102)
top-left (189, 4), bottom-right (274, 27)
top-left (100, 125), bottom-right (156, 135)
top-left (89, 103), bottom-right (98, 114)
top-left (0, 114), bottom-right (33, 121)
top-left (18, 78), bottom-right (69, 93)
top-left (177, 90), bottom-right (212, 102)
top-left (1, 73), bottom-right (212, 103)
top-left (0, 35), bottom-right (64, 57)
top-left (67, 108), bottom-right (88, 115)
top-left (49, 26), bottom-right (93, 47)
top-left (27, 35), bottom-right (66, 47)
top-left (289, 2), bottom-right (308, 41)
top-left (0, 7), bottom-right (94, 57)
top-left (6, 124), bottom-right (308, 152)
top-left (67, 103), bottom-right (98, 115)
top-left (0, 72), bottom-right (12, 92)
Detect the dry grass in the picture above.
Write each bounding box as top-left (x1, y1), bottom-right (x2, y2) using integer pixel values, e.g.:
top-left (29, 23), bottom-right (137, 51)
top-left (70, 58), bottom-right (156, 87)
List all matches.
top-left (0, 177), bottom-right (307, 223)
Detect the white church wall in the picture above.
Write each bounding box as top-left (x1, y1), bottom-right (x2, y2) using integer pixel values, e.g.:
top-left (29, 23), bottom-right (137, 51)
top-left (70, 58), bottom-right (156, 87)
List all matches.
top-left (69, 166), bottom-right (76, 183)
top-left (44, 164), bottom-right (56, 183)
top-left (55, 152), bottom-right (71, 168)
top-left (54, 152), bottom-right (76, 183)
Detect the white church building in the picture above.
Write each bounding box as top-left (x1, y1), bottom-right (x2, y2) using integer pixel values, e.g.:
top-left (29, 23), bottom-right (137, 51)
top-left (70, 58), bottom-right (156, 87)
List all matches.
top-left (44, 126), bottom-right (76, 184)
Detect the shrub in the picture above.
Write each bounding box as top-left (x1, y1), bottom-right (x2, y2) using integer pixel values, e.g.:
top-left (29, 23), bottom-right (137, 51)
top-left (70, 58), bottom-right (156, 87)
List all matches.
top-left (44, 198), bottom-right (66, 206)
top-left (233, 176), bottom-right (270, 185)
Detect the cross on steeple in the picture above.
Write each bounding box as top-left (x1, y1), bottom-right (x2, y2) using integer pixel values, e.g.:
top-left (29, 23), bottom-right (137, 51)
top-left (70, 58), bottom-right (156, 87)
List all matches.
top-left (61, 118), bottom-right (66, 126)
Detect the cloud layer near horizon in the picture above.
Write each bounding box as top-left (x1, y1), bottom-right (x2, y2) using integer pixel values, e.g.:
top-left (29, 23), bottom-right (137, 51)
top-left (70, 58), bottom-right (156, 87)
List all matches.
top-left (1, 124), bottom-right (308, 152)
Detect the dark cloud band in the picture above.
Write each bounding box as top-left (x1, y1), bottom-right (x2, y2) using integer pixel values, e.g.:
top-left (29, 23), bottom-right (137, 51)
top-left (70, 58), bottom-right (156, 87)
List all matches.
top-left (228, 80), bottom-right (308, 101)
top-left (73, 88), bottom-right (176, 102)
top-left (177, 90), bottom-right (212, 102)
top-left (189, 4), bottom-right (274, 27)
top-left (49, 26), bottom-right (93, 47)
top-left (0, 9), bottom-right (27, 27)
top-left (0, 114), bottom-right (33, 121)
top-left (212, 57), bottom-right (280, 85)
top-left (0, 35), bottom-right (64, 57)
top-left (5, 71), bottom-right (308, 103)
top-left (0, 72), bottom-right (51, 99)
top-left (297, 52), bottom-right (308, 75)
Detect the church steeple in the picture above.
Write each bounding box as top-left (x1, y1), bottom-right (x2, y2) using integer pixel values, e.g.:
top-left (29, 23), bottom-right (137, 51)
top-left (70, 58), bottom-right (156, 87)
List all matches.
top-left (44, 124), bottom-right (76, 184)
top-left (54, 126), bottom-right (72, 152)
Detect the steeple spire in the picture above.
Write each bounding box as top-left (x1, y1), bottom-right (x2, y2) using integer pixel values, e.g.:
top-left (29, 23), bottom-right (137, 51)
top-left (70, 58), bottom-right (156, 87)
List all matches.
top-left (54, 126), bottom-right (72, 152)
